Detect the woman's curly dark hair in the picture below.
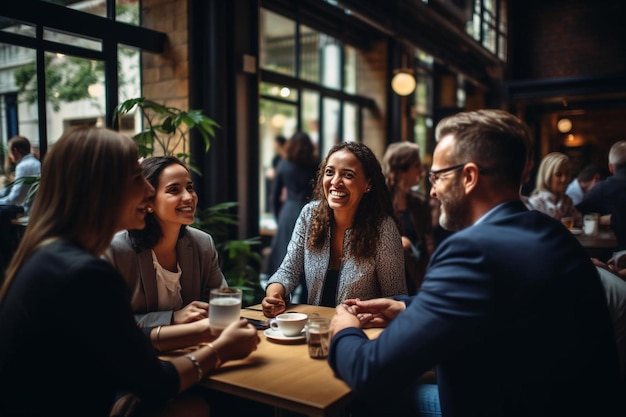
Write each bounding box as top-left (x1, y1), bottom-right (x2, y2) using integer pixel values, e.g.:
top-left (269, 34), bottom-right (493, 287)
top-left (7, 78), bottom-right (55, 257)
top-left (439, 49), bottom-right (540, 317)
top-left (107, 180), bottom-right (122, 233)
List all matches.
top-left (128, 156), bottom-right (188, 251)
top-left (308, 142), bottom-right (395, 259)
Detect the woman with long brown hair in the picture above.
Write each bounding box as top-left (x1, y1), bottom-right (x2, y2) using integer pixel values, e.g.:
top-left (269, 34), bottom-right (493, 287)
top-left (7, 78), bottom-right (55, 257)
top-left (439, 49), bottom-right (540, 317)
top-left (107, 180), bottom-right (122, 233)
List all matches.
top-left (0, 126), bottom-right (259, 416)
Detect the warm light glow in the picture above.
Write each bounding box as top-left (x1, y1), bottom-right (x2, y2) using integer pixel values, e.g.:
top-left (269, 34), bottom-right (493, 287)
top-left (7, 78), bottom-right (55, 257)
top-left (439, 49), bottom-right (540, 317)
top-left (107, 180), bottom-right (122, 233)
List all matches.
top-left (270, 113), bottom-right (287, 128)
top-left (88, 83), bottom-right (104, 98)
top-left (391, 71), bottom-right (416, 96)
top-left (557, 118), bottom-right (572, 133)
top-left (280, 87), bottom-right (291, 98)
top-left (562, 133), bottom-right (585, 147)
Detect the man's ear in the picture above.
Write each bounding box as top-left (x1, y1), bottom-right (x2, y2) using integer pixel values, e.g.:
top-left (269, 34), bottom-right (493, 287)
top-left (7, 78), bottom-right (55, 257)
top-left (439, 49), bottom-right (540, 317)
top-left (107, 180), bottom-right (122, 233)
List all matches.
top-left (462, 163), bottom-right (480, 194)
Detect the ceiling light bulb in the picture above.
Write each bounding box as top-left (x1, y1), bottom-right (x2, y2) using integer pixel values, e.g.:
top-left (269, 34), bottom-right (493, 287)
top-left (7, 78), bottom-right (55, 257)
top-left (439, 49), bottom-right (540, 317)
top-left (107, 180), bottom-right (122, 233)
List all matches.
top-left (557, 118), bottom-right (572, 133)
top-left (391, 71), bottom-right (416, 96)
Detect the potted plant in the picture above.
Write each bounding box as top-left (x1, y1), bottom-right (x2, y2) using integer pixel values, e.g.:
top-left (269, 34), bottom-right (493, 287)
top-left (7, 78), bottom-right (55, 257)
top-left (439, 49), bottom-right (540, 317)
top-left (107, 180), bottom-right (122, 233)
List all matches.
top-left (113, 97), bottom-right (220, 173)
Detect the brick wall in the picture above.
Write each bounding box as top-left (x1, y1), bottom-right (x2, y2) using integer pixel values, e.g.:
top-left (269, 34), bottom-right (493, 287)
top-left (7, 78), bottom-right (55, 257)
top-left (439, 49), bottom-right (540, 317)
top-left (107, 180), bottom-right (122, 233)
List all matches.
top-left (510, 0), bottom-right (626, 79)
top-left (141, 0), bottom-right (189, 111)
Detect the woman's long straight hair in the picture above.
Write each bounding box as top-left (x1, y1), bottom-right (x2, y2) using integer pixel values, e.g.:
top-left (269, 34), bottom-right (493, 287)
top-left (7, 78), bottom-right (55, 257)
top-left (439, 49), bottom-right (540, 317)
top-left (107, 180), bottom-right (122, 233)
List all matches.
top-left (0, 126), bottom-right (138, 301)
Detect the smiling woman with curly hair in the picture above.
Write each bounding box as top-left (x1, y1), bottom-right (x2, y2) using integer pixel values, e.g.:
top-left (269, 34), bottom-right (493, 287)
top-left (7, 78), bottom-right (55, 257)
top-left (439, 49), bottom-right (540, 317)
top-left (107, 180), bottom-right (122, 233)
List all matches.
top-left (261, 141), bottom-right (407, 317)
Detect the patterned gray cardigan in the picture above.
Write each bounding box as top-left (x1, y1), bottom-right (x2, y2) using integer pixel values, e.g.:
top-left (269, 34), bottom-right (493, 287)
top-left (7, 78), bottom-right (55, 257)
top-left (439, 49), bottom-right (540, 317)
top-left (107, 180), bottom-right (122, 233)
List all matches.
top-left (267, 201), bottom-right (407, 305)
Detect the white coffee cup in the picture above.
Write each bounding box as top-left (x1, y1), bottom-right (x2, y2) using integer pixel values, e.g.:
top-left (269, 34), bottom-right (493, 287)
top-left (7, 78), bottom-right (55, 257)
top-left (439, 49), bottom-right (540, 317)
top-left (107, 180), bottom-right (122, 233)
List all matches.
top-left (269, 312), bottom-right (308, 337)
top-left (583, 214), bottom-right (599, 236)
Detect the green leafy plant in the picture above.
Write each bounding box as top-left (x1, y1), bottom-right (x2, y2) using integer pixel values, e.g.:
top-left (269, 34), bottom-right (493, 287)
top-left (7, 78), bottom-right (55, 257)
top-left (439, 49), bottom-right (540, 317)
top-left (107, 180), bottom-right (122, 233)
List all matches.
top-left (113, 97), bottom-right (220, 174)
top-left (193, 202), bottom-right (265, 306)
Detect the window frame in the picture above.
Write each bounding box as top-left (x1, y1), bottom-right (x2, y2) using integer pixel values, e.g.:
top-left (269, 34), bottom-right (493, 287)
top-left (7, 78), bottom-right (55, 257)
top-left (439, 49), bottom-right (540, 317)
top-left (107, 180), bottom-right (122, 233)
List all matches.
top-left (0, 0), bottom-right (166, 159)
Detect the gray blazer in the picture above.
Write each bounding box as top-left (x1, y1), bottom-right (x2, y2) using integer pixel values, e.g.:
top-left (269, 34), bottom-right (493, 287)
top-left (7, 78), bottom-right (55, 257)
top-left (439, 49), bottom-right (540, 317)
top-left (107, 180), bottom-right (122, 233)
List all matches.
top-left (105, 227), bottom-right (227, 327)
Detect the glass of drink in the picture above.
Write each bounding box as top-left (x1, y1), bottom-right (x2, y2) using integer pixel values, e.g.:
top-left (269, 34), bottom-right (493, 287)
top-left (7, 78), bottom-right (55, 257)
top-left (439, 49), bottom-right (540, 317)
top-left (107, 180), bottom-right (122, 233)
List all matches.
top-left (305, 317), bottom-right (331, 359)
top-left (209, 287), bottom-right (242, 334)
top-left (583, 214), bottom-right (599, 236)
top-left (560, 217), bottom-right (574, 230)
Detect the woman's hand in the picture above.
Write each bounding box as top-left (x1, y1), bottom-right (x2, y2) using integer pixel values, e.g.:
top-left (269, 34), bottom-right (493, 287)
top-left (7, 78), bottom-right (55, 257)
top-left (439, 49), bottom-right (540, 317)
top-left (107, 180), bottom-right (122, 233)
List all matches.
top-left (213, 319), bottom-right (260, 363)
top-left (261, 284), bottom-right (287, 317)
top-left (173, 300), bottom-right (209, 324)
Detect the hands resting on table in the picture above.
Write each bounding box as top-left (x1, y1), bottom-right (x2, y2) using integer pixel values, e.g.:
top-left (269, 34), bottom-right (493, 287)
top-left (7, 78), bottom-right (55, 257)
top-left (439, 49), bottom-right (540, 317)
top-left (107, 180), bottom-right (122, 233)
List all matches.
top-left (330, 298), bottom-right (407, 337)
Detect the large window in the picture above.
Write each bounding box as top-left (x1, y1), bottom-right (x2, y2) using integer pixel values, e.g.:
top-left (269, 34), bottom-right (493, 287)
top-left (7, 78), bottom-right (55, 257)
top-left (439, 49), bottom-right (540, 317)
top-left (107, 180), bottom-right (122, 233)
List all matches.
top-left (467, 0), bottom-right (508, 61)
top-left (0, 0), bottom-right (163, 168)
top-left (258, 8), bottom-right (372, 226)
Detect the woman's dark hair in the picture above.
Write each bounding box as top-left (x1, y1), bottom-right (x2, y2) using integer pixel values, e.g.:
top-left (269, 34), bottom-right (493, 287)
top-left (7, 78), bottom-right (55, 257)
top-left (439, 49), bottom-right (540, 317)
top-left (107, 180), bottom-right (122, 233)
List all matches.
top-left (285, 132), bottom-right (318, 169)
top-left (308, 142), bottom-right (395, 259)
top-left (128, 156), bottom-right (190, 251)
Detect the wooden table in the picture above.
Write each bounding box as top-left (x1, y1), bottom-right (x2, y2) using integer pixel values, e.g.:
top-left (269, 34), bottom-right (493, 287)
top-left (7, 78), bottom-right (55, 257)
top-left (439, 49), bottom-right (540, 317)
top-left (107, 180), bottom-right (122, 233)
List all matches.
top-left (179, 304), bottom-right (375, 417)
top-left (575, 228), bottom-right (618, 261)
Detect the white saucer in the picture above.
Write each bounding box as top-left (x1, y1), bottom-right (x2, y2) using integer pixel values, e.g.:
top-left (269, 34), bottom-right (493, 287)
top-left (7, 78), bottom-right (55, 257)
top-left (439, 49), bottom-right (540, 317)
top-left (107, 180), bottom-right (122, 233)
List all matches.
top-left (264, 327), bottom-right (306, 342)
top-left (571, 228), bottom-right (582, 235)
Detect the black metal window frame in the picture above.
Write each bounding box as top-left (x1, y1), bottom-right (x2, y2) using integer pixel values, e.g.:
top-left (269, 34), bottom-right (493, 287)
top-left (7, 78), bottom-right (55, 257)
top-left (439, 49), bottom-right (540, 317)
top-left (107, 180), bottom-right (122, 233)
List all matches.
top-left (0, 0), bottom-right (166, 159)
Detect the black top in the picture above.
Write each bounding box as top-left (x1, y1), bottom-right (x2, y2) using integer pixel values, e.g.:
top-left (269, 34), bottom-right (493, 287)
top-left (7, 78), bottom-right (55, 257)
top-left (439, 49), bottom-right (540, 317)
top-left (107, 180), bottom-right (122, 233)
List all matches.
top-left (0, 240), bottom-right (179, 416)
top-left (320, 269), bottom-right (339, 307)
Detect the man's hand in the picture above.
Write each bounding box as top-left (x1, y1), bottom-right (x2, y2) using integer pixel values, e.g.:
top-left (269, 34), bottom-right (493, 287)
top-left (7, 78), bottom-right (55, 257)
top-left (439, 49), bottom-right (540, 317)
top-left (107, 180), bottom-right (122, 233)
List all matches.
top-left (342, 297), bottom-right (406, 328)
top-left (330, 304), bottom-right (361, 337)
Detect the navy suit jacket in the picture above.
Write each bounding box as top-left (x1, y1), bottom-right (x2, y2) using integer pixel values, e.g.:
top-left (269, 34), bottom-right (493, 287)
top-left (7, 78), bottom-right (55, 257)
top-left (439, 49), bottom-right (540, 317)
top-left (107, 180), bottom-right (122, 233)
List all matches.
top-left (329, 200), bottom-right (622, 416)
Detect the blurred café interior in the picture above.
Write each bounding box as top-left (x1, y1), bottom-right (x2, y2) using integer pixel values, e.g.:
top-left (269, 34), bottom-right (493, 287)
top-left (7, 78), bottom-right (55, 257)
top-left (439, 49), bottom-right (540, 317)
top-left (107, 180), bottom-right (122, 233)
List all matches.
top-left (1, 0), bottom-right (625, 241)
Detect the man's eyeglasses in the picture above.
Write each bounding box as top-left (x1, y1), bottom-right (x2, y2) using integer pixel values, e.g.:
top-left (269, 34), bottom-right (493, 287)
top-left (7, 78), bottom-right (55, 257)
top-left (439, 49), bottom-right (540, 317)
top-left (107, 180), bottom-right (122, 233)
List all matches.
top-left (427, 164), bottom-right (465, 186)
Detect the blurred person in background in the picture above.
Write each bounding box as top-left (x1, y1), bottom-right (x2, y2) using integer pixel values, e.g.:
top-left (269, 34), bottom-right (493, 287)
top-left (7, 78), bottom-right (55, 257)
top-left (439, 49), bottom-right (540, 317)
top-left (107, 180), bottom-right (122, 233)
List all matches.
top-left (565, 163), bottom-right (606, 205)
top-left (577, 140), bottom-right (626, 250)
top-left (381, 141), bottom-right (433, 295)
top-left (528, 151), bottom-right (581, 226)
top-left (265, 132), bottom-right (318, 303)
top-left (0, 135), bottom-right (41, 272)
top-left (264, 134), bottom-right (287, 216)
top-left (0, 135), bottom-right (40, 211)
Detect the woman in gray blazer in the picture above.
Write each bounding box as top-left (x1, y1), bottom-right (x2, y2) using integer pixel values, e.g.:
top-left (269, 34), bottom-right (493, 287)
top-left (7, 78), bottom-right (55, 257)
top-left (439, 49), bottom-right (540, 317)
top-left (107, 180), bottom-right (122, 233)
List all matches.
top-left (106, 156), bottom-right (227, 328)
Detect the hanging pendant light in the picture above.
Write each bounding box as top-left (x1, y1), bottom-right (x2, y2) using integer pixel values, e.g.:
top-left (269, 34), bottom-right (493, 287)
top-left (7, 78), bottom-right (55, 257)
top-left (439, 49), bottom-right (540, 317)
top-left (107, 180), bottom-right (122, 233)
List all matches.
top-left (391, 53), bottom-right (416, 96)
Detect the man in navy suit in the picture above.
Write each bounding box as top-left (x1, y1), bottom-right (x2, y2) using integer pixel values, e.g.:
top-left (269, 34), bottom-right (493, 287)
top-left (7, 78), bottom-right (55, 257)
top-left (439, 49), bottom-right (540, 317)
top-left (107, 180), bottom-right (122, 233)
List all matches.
top-left (328, 109), bottom-right (622, 417)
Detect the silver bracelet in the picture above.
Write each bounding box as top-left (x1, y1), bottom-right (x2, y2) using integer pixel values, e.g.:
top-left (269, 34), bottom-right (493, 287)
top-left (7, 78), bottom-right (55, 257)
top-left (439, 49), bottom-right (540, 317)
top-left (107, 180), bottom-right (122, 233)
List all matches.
top-left (184, 353), bottom-right (203, 382)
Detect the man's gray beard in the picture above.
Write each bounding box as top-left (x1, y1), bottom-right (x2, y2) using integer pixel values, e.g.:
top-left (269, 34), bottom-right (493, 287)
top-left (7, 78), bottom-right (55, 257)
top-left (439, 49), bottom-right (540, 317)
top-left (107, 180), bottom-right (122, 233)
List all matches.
top-left (439, 211), bottom-right (463, 232)
top-left (438, 193), bottom-right (467, 231)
